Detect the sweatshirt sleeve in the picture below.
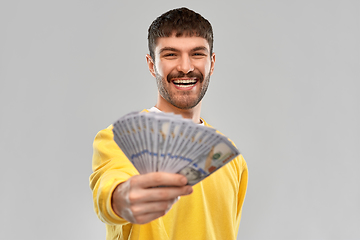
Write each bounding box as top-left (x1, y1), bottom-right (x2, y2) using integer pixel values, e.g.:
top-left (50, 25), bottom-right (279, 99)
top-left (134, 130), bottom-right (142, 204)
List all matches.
top-left (236, 155), bottom-right (248, 226)
top-left (89, 125), bottom-right (139, 225)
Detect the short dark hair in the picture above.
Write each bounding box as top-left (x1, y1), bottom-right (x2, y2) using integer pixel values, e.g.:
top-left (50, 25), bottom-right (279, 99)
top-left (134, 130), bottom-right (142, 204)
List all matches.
top-left (148, 7), bottom-right (214, 60)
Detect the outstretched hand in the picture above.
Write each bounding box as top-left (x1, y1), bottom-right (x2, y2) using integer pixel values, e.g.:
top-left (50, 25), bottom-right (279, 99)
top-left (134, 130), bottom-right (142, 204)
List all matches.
top-left (112, 172), bottom-right (193, 224)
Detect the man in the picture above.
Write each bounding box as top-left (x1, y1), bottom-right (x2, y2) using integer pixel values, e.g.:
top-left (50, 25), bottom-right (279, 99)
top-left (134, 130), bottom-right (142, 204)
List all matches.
top-left (90, 7), bottom-right (248, 240)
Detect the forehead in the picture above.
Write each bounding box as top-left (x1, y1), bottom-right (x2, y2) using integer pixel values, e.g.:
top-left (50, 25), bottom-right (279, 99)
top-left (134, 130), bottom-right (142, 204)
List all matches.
top-left (154, 35), bottom-right (210, 53)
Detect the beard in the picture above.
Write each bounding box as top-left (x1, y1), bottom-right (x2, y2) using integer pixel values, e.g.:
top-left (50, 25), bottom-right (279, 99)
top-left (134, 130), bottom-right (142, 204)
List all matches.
top-left (155, 68), bottom-right (211, 110)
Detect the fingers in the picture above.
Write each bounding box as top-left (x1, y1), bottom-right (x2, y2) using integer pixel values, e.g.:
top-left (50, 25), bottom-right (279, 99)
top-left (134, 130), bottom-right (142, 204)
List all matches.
top-left (128, 185), bottom-right (192, 203)
top-left (131, 199), bottom-right (175, 216)
top-left (112, 173), bottom-right (193, 224)
top-left (131, 172), bottom-right (188, 188)
top-left (133, 211), bottom-right (168, 225)
top-left (128, 172), bottom-right (192, 204)
top-left (130, 197), bottom-right (180, 224)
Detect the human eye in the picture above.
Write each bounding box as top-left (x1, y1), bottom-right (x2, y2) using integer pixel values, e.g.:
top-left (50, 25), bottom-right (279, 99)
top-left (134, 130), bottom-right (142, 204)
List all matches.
top-left (162, 52), bottom-right (178, 59)
top-left (192, 52), bottom-right (207, 58)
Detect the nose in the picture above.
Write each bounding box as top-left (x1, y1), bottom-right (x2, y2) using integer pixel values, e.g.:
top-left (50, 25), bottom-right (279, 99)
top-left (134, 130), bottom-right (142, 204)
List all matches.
top-left (177, 55), bottom-right (194, 74)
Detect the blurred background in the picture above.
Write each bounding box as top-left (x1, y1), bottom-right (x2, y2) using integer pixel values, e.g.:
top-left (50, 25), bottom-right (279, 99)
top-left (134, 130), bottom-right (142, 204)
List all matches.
top-left (1, 0), bottom-right (359, 239)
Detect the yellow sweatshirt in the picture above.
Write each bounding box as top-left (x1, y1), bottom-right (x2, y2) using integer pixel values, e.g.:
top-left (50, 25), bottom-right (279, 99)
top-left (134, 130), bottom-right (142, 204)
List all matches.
top-left (90, 114), bottom-right (248, 240)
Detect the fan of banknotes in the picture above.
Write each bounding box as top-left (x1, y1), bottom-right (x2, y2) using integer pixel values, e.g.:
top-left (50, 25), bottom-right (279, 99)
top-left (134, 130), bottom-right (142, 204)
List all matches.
top-left (112, 111), bottom-right (240, 185)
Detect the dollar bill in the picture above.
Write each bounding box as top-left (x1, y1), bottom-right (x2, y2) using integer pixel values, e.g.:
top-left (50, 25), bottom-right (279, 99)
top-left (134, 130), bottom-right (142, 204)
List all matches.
top-left (112, 111), bottom-right (240, 185)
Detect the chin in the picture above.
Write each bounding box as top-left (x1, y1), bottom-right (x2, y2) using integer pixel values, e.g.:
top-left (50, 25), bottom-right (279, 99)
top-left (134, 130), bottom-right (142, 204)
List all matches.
top-left (172, 100), bottom-right (200, 110)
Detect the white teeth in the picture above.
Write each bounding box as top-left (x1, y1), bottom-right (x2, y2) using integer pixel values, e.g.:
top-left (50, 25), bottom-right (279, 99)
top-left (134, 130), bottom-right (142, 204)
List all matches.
top-left (173, 79), bottom-right (197, 84)
top-left (175, 84), bottom-right (195, 88)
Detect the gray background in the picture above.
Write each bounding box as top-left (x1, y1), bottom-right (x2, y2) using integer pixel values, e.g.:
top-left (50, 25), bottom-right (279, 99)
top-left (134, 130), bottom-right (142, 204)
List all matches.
top-left (1, 0), bottom-right (359, 239)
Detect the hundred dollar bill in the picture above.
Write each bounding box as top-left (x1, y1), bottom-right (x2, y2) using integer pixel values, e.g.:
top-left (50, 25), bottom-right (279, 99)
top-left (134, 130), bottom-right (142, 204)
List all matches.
top-left (112, 111), bottom-right (241, 185)
top-left (178, 135), bottom-right (240, 185)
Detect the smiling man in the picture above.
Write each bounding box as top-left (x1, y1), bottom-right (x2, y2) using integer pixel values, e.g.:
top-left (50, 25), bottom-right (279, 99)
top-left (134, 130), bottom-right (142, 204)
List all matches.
top-left (148, 35), bottom-right (214, 115)
top-left (90, 7), bottom-right (248, 240)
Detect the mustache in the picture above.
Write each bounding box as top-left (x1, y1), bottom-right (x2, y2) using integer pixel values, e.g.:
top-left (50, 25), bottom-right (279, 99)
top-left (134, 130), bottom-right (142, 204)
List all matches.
top-left (167, 71), bottom-right (204, 82)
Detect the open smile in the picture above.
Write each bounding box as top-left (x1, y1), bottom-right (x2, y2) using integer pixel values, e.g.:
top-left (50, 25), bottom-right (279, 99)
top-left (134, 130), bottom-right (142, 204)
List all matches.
top-left (172, 79), bottom-right (198, 89)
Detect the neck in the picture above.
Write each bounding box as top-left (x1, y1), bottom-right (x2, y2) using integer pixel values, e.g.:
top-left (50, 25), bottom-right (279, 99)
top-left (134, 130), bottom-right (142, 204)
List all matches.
top-left (155, 96), bottom-right (202, 124)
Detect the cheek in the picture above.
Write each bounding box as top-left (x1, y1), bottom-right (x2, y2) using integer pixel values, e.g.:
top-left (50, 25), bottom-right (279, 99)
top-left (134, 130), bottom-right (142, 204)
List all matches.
top-left (196, 60), bottom-right (212, 75)
top-left (155, 60), bottom-right (172, 77)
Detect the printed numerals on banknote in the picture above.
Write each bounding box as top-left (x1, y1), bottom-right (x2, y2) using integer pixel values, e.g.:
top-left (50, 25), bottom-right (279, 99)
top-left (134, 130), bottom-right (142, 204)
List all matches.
top-left (112, 111), bottom-right (240, 185)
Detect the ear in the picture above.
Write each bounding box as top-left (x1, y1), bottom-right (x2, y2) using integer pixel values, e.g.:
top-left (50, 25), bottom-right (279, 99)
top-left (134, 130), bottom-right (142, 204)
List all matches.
top-left (146, 54), bottom-right (156, 78)
top-left (210, 52), bottom-right (216, 76)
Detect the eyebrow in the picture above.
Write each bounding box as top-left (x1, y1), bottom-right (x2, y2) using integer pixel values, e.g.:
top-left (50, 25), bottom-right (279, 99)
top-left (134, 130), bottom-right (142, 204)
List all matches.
top-left (159, 47), bottom-right (179, 54)
top-left (191, 46), bottom-right (209, 53)
top-left (159, 46), bottom-right (209, 54)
